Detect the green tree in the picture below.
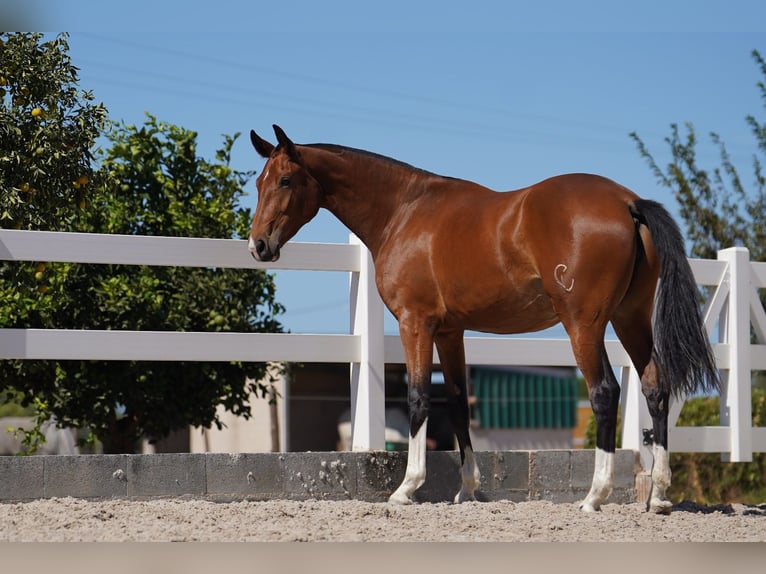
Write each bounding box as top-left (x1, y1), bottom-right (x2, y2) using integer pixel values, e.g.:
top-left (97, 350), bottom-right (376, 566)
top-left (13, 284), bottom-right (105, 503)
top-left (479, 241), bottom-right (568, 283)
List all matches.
top-left (1, 32), bottom-right (108, 449)
top-left (1, 32), bottom-right (108, 343)
top-left (2, 116), bottom-right (284, 453)
top-left (0, 32), bottom-right (107, 229)
top-left (630, 49), bottom-right (766, 262)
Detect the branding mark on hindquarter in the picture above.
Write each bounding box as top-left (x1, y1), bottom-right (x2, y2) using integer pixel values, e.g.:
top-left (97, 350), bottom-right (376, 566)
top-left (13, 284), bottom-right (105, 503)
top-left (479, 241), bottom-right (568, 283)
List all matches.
top-left (554, 263), bottom-right (575, 292)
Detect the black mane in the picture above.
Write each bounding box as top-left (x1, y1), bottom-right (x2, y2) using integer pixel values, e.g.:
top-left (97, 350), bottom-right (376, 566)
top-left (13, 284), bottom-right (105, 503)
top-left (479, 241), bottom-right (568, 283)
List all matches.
top-left (307, 143), bottom-right (454, 180)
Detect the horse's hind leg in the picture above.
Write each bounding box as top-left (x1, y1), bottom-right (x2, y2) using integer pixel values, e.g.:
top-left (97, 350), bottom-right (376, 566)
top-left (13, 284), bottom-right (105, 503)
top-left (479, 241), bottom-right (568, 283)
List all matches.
top-left (640, 361), bottom-right (672, 514)
top-left (435, 330), bottom-right (481, 503)
top-left (612, 267), bottom-right (673, 514)
top-left (613, 305), bottom-right (673, 515)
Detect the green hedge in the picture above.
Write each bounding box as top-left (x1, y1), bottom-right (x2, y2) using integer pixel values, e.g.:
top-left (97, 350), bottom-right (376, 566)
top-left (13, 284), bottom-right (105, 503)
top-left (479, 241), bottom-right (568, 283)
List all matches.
top-left (0, 391), bottom-right (35, 418)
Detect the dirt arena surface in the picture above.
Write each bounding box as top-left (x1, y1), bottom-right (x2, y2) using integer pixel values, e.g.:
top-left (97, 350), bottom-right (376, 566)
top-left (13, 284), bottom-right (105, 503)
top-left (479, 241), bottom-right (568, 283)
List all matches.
top-left (1, 497), bottom-right (765, 542)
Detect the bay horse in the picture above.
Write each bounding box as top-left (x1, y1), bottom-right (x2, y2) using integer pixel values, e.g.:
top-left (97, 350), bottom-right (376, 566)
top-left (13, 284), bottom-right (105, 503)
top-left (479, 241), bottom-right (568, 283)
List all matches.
top-left (247, 125), bottom-right (719, 513)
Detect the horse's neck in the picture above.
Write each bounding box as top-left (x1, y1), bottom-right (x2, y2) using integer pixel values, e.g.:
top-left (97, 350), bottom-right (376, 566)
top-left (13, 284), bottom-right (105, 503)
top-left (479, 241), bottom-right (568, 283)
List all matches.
top-left (303, 147), bottom-right (416, 256)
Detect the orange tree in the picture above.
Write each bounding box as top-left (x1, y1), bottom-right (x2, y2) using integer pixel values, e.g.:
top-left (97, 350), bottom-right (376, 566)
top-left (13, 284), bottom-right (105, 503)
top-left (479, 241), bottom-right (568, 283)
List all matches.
top-left (0, 33), bottom-right (106, 229)
top-left (1, 33), bottom-right (284, 452)
top-left (4, 116), bottom-right (285, 453)
top-left (1, 32), bottom-right (108, 446)
top-left (1, 32), bottom-right (107, 332)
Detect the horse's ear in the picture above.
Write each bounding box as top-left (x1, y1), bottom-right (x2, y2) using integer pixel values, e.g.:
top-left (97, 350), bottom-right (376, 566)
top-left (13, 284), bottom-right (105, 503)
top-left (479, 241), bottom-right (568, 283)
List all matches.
top-left (250, 129), bottom-right (275, 158)
top-left (273, 124), bottom-right (298, 159)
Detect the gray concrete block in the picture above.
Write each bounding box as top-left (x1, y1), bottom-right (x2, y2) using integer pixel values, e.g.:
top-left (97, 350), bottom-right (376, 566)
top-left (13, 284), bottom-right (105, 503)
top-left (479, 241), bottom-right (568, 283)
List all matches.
top-left (414, 451), bottom-right (462, 503)
top-left (559, 449), bottom-right (637, 504)
top-left (127, 453), bottom-right (206, 497)
top-left (534, 449), bottom-right (591, 504)
top-left (356, 451), bottom-right (406, 501)
top-left (353, 450), bottom-right (478, 503)
top-left (472, 450), bottom-right (496, 488)
top-left (280, 452), bottom-right (357, 500)
top-left (471, 450), bottom-right (503, 501)
top-left (570, 449), bottom-right (595, 488)
top-left (530, 450), bottom-right (572, 498)
top-left (610, 449), bottom-right (638, 503)
top-left (570, 449), bottom-right (637, 489)
top-left (356, 450), bottom-right (529, 504)
top-left (44, 455), bottom-right (128, 499)
top-left (205, 453), bottom-right (283, 500)
top-left (614, 449), bottom-right (638, 489)
top-left (0, 456), bottom-right (44, 500)
top-left (480, 450), bottom-right (529, 502)
top-left (0, 449), bottom-right (640, 504)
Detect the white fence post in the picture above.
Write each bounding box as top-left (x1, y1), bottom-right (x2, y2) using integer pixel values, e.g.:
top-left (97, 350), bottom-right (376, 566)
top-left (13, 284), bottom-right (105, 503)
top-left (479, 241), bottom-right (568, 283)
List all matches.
top-left (717, 247), bottom-right (753, 462)
top-left (348, 234), bottom-right (386, 450)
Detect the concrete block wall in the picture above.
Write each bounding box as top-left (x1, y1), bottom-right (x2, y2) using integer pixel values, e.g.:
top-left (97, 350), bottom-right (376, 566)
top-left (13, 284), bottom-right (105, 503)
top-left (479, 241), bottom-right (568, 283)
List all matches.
top-left (0, 449), bottom-right (638, 504)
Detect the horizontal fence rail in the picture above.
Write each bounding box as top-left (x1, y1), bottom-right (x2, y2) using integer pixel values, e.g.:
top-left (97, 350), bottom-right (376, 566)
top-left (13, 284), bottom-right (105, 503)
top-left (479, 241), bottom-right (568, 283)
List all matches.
top-left (0, 329), bottom-right (361, 363)
top-left (1, 229), bottom-right (765, 469)
top-left (0, 229), bottom-right (360, 271)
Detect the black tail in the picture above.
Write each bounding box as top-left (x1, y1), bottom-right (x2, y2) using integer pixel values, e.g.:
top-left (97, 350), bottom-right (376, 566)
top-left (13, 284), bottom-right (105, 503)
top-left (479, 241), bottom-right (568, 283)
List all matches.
top-left (631, 199), bottom-right (720, 398)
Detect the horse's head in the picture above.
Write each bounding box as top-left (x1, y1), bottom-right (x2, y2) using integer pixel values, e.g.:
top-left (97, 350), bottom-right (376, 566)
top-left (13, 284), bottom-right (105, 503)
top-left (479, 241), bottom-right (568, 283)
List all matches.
top-left (248, 125), bottom-right (322, 262)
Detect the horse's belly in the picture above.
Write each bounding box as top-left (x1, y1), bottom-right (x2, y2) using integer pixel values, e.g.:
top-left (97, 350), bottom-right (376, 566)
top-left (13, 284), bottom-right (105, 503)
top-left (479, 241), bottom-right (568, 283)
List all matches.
top-left (448, 293), bottom-right (559, 335)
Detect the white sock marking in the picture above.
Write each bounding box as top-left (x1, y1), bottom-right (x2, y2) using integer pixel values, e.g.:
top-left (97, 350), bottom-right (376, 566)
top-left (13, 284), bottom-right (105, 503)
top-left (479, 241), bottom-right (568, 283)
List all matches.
top-left (580, 448), bottom-right (614, 512)
top-left (454, 445), bottom-right (481, 503)
top-left (388, 417), bottom-right (428, 504)
top-left (649, 443), bottom-right (672, 513)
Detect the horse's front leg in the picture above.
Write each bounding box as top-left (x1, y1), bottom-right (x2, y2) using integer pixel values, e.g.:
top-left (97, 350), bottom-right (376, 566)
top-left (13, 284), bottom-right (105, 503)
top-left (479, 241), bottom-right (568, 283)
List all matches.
top-left (435, 329), bottom-right (480, 503)
top-left (388, 315), bottom-right (436, 505)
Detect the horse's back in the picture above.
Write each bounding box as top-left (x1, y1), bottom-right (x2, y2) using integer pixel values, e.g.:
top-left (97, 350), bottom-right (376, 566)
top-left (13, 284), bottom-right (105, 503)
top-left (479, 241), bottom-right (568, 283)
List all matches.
top-left (515, 173), bottom-right (640, 243)
top-left (515, 172), bottom-right (639, 207)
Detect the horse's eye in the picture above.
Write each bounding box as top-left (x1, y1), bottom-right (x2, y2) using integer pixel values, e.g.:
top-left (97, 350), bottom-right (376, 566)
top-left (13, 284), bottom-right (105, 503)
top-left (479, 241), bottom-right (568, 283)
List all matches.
top-left (279, 176), bottom-right (291, 188)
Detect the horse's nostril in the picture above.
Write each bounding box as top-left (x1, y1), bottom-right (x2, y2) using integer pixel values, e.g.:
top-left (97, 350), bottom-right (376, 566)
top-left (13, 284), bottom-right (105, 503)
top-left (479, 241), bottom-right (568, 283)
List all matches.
top-left (255, 239), bottom-right (267, 256)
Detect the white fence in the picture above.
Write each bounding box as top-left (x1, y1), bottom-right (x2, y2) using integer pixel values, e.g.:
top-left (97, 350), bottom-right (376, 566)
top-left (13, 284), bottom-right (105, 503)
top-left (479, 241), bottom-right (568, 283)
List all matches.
top-left (1, 229), bottom-right (765, 471)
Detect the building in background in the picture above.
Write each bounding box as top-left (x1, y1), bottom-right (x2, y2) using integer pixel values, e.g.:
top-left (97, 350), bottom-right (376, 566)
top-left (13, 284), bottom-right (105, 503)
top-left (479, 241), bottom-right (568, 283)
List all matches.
top-left (185, 362), bottom-right (584, 454)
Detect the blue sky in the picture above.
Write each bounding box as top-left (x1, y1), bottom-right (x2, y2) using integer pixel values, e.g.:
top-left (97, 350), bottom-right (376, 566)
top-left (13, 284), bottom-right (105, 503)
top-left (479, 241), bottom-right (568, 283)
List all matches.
top-left (28, 1), bottom-right (766, 334)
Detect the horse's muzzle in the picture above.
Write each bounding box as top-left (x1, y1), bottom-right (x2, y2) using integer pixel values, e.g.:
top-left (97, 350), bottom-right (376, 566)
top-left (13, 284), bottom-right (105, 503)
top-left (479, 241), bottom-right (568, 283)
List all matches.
top-left (248, 236), bottom-right (280, 262)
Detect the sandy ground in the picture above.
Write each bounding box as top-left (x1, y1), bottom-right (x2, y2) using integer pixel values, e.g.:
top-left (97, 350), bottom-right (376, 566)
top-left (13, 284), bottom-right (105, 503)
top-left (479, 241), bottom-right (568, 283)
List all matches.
top-left (1, 497), bottom-right (765, 542)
